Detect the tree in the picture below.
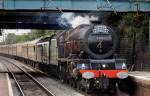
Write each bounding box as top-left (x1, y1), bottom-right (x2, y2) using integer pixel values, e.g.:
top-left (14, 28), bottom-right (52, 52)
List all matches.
top-left (118, 13), bottom-right (149, 70)
top-left (5, 33), bottom-right (18, 44)
top-left (4, 30), bottom-right (57, 44)
top-left (119, 13), bottom-right (149, 41)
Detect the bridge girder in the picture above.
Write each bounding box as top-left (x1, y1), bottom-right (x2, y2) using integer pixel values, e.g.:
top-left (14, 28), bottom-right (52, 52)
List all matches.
top-left (0, 12), bottom-right (70, 29)
top-left (0, 0), bottom-right (149, 12)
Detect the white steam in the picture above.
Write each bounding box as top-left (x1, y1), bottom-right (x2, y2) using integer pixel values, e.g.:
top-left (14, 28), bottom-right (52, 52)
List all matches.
top-left (59, 13), bottom-right (98, 28)
top-left (71, 16), bottom-right (91, 28)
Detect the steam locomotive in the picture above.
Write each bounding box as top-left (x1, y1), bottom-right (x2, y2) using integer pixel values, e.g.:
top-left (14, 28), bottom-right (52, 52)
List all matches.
top-left (0, 24), bottom-right (128, 93)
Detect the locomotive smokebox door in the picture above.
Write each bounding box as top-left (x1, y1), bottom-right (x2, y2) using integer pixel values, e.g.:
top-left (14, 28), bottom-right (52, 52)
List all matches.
top-left (82, 24), bottom-right (118, 59)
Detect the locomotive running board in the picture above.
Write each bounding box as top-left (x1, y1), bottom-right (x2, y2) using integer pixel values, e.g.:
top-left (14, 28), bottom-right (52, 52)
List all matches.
top-left (58, 58), bottom-right (125, 63)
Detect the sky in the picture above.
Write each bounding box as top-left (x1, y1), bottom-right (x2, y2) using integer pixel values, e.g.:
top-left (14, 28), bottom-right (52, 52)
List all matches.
top-left (0, 29), bottom-right (31, 42)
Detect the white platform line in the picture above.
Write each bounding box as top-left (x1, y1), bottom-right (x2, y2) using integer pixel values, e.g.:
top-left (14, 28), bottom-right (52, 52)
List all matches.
top-left (129, 74), bottom-right (150, 82)
top-left (6, 73), bottom-right (13, 96)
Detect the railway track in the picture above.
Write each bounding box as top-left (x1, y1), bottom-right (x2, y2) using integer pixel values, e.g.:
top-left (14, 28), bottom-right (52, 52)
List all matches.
top-left (0, 56), bottom-right (131, 96)
top-left (2, 58), bottom-right (55, 96)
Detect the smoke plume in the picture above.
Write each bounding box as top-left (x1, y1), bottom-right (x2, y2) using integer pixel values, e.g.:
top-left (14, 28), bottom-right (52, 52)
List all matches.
top-left (71, 15), bottom-right (91, 28)
top-left (58, 13), bottom-right (98, 28)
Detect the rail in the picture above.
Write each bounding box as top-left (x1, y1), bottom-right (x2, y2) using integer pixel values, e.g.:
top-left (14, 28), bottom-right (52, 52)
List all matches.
top-left (6, 67), bottom-right (25, 96)
top-left (3, 58), bottom-right (56, 96)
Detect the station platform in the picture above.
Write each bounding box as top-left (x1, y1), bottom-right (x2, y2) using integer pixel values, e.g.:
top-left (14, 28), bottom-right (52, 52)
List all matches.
top-left (129, 71), bottom-right (150, 87)
top-left (128, 71), bottom-right (150, 96)
top-left (129, 71), bottom-right (150, 83)
top-left (0, 73), bottom-right (13, 96)
top-left (0, 62), bottom-right (8, 72)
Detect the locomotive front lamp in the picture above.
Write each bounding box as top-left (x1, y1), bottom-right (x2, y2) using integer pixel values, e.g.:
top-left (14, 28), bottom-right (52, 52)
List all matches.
top-left (102, 64), bottom-right (106, 68)
top-left (122, 62), bottom-right (127, 69)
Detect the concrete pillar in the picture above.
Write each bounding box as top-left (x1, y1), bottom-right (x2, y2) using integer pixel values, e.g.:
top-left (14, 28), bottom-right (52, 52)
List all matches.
top-left (149, 16), bottom-right (150, 65)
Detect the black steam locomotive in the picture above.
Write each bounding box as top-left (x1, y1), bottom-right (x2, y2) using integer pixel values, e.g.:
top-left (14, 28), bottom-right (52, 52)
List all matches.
top-left (0, 24), bottom-right (128, 93)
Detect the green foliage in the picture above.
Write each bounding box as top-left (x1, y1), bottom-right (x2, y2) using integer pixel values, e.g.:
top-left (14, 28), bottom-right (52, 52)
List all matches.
top-left (29, 30), bottom-right (55, 40)
top-left (119, 13), bottom-right (149, 41)
top-left (4, 30), bottom-right (57, 44)
top-left (5, 33), bottom-right (18, 44)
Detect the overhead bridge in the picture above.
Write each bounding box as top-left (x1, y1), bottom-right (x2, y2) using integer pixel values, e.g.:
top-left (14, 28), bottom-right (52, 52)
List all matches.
top-left (0, 12), bottom-right (70, 29)
top-left (0, 0), bottom-right (149, 29)
top-left (0, 11), bottom-right (71, 29)
top-left (0, 0), bottom-right (150, 12)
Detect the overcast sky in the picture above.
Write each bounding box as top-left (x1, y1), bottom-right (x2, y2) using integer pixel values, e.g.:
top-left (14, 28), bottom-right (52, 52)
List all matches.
top-left (0, 29), bottom-right (31, 42)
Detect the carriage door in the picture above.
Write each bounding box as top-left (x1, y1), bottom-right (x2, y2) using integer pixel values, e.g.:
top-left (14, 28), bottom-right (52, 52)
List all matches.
top-left (50, 39), bottom-right (58, 65)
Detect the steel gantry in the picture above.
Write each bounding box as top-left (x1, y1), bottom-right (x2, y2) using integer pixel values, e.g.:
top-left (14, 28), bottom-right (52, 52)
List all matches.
top-left (149, 17), bottom-right (150, 61)
top-left (0, 0), bottom-right (149, 12)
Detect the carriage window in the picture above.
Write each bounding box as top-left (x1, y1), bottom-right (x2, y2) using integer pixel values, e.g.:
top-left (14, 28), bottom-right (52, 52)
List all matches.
top-left (59, 36), bottom-right (63, 43)
top-left (51, 39), bottom-right (57, 47)
top-left (34, 46), bottom-right (35, 51)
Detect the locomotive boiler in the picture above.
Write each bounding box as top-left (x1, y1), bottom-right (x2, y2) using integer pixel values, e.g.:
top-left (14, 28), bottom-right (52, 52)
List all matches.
top-left (0, 24), bottom-right (128, 93)
top-left (62, 24), bottom-right (117, 59)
